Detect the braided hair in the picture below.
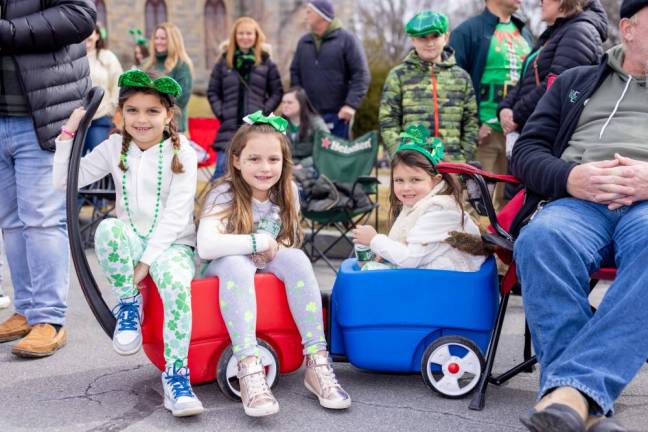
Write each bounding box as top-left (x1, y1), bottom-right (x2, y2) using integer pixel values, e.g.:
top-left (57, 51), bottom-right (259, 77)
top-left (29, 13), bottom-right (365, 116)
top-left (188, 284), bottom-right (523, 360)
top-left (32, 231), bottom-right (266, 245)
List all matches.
top-left (117, 85), bottom-right (184, 174)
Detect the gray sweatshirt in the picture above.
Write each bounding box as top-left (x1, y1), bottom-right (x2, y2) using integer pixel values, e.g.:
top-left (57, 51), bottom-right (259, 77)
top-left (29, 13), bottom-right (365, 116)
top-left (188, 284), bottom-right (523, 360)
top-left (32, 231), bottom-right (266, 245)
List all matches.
top-left (562, 45), bottom-right (648, 163)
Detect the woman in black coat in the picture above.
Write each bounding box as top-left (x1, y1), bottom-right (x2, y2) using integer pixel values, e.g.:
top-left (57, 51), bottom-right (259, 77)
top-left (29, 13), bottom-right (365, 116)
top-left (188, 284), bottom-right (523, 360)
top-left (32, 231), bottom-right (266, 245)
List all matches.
top-left (207, 16), bottom-right (283, 179)
top-left (498, 0), bottom-right (607, 199)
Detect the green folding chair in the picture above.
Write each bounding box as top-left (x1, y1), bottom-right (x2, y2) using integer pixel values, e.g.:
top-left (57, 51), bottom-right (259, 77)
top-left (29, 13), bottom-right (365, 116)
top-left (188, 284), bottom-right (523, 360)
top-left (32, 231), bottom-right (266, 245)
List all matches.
top-left (301, 130), bottom-right (380, 270)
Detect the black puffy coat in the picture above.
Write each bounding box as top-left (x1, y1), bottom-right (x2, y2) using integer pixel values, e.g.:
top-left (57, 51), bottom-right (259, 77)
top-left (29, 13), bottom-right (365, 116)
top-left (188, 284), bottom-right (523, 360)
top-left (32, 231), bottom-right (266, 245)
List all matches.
top-left (206, 51), bottom-right (283, 151)
top-left (499, 0), bottom-right (607, 130)
top-left (0, 0), bottom-right (96, 151)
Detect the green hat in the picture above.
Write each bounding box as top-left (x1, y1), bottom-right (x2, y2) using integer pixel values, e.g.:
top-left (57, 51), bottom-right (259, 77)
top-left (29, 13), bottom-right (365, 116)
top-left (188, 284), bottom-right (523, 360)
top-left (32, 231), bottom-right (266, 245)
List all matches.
top-left (405, 11), bottom-right (449, 37)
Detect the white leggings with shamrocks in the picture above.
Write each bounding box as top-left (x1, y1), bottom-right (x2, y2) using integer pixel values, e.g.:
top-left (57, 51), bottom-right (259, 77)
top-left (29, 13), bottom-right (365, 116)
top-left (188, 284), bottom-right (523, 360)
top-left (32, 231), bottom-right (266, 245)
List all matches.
top-left (205, 248), bottom-right (327, 361)
top-left (94, 218), bottom-right (194, 369)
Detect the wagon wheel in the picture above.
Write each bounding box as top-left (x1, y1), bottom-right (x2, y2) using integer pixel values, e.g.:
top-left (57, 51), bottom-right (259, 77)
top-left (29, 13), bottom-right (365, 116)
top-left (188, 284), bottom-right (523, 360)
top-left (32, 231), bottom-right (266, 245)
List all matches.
top-left (421, 335), bottom-right (485, 398)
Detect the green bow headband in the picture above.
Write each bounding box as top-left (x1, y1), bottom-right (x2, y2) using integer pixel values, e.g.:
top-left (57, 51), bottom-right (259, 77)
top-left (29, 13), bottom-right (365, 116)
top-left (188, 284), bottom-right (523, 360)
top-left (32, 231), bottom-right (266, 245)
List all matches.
top-left (128, 27), bottom-right (148, 46)
top-left (396, 124), bottom-right (444, 165)
top-left (118, 69), bottom-right (182, 98)
top-left (243, 110), bottom-right (288, 133)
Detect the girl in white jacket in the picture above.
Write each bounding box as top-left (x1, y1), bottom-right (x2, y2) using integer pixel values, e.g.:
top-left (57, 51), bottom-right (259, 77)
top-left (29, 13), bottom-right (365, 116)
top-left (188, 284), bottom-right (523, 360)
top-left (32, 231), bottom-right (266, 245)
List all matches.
top-left (352, 126), bottom-right (489, 272)
top-left (53, 70), bottom-right (203, 417)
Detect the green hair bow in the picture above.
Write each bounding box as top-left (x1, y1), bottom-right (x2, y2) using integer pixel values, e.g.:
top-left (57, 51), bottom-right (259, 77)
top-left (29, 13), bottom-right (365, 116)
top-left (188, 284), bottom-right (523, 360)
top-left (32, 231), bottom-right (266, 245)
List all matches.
top-left (396, 124), bottom-right (444, 165)
top-left (118, 69), bottom-right (182, 98)
top-left (243, 110), bottom-right (288, 133)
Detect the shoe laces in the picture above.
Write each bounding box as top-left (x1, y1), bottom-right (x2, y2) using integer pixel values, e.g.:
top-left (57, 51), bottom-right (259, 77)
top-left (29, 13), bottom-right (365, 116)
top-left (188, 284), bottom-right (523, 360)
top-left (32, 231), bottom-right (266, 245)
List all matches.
top-left (311, 356), bottom-right (339, 389)
top-left (112, 299), bottom-right (140, 332)
top-left (165, 362), bottom-right (195, 399)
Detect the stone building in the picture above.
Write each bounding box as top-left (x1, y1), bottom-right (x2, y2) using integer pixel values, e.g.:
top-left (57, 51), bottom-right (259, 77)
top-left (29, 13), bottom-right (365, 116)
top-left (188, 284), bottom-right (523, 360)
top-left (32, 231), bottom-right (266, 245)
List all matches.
top-left (95, 0), bottom-right (356, 92)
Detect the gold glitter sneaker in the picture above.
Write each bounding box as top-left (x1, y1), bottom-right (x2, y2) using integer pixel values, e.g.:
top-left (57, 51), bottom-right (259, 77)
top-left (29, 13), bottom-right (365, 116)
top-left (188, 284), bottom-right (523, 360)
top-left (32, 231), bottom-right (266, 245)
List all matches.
top-left (237, 356), bottom-right (279, 417)
top-left (304, 351), bottom-right (351, 409)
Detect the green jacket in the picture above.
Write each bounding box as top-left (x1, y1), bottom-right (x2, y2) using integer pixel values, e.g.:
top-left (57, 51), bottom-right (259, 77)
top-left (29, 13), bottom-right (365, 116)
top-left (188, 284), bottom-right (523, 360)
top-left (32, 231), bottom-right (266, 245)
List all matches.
top-left (149, 53), bottom-right (193, 132)
top-left (379, 48), bottom-right (478, 161)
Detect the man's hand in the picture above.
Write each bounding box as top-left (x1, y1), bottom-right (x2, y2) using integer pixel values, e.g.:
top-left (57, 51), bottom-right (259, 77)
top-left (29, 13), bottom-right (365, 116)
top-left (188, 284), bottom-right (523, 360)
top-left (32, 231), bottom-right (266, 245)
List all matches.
top-left (338, 105), bottom-right (356, 123)
top-left (351, 225), bottom-right (377, 246)
top-left (499, 108), bottom-right (518, 134)
top-left (567, 159), bottom-right (635, 206)
top-left (593, 154), bottom-right (648, 209)
top-left (133, 262), bottom-right (150, 287)
top-left (478, 124), bottom-right (492, 146)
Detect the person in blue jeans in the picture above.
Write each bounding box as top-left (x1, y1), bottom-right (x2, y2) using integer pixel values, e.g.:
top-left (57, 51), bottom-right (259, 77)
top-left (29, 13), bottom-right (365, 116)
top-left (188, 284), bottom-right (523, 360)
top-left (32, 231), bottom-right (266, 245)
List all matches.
top-left (0, 0), bottom-right (95, 358)
top-left (0, 234), bottom-right (10, 309)
top-left (510, 2), bottom-right (648, 431)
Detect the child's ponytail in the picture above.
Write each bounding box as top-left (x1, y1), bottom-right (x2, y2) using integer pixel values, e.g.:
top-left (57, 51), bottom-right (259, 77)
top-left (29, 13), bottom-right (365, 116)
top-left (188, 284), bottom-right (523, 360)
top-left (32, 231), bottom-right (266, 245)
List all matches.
top-left (167, 116), bottom-right (184, 174)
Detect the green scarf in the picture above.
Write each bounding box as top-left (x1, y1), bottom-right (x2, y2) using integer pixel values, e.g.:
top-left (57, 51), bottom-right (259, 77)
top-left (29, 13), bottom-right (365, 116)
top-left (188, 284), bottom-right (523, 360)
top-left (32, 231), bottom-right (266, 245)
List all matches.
top-left (313, 18), bottom-right (343, 52)
top-left (234, 48), bottom-right (256, 81)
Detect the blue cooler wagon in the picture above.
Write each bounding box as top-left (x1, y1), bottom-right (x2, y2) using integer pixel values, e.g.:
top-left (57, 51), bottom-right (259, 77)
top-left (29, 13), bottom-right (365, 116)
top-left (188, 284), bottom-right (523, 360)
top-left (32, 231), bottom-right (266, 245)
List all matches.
top-left (327, 256), bottom-right (499, 398)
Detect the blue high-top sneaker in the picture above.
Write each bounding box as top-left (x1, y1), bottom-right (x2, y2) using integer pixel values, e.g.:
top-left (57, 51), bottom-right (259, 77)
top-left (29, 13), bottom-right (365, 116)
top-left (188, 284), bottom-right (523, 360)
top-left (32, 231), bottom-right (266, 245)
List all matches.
top-left (162, 361), bottom-right (204, 417)
top-left (111, 294), bottom-right (143, 355)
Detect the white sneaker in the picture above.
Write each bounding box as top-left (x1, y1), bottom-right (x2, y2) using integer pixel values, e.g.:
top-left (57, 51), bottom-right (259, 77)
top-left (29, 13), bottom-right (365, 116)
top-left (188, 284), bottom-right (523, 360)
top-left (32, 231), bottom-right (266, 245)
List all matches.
top-left (111, 294), bottom-right (143, 355)
top-left (162, 363), bottom-right (204, 417)
top-left (0, 295), bottom-right (10, 309)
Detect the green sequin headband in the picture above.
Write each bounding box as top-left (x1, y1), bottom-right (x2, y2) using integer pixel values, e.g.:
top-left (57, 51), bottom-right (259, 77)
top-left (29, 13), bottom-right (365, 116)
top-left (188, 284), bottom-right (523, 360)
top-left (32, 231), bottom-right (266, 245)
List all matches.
top-left (118, 69), bottom-right (182, 98)
top-left (243, 110), bottom-right (288, 133)
top-left (396, 124), bottom-right (444, 165)
top-left (128, 27), bottom-right (148, 46)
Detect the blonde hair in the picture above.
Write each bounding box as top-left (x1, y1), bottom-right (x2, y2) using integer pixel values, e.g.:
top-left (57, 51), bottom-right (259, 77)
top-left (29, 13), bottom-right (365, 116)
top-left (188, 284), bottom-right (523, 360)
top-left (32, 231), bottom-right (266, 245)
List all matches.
top-left (201, 124), bottom-right (302, 247)
top-left (226, 17), bottom-right (267, 68)
top-left (145, 22), bottom-right (194, 75)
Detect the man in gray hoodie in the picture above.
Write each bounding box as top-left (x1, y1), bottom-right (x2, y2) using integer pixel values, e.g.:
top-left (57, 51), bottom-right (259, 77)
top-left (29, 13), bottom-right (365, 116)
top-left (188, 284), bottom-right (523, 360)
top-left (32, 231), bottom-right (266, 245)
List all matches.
top-left (511, 1), bottom-right (648, 431)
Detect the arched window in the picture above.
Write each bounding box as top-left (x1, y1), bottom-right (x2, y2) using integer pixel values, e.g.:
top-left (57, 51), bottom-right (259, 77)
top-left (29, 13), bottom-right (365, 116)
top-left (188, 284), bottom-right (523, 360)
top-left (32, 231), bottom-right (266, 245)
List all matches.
top-left (204, 0), bottom-right (228, 67)
top-left (145, 0), bottom-right (168, 36)
top-left (94, 0), bottom-right (107, 31)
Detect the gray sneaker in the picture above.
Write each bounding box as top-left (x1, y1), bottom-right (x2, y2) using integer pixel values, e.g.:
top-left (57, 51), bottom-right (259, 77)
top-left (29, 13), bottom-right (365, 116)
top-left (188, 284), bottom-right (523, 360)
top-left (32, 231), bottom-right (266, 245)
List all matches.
top-left (111, 294), bottom-right (143, 355)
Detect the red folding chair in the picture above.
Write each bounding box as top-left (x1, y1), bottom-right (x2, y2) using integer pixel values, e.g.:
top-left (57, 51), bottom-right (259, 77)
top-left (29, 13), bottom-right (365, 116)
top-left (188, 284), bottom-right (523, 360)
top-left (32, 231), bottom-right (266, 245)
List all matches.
top-left (434, 162), bottom-right (618, 411)
top-left (188, 117), bottom-right (219, 202)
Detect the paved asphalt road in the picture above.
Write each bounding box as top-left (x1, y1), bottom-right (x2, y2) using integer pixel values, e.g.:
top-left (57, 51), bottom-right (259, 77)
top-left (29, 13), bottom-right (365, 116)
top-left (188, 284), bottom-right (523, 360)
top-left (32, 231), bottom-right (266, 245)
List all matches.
top-left (1, 252), bottom-right (646, 432)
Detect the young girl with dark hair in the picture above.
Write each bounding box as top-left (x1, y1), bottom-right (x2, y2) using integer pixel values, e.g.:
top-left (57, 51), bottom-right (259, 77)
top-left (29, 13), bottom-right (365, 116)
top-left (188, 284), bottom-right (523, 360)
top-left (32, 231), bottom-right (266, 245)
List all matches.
top-left (352, 126), bottom-right (489, 271)
top-left (280, 86), bottom-right (328, 166)
top-left (53, 70), bottom-right (203, 417)
top-left (198, 112), bottom-right (351, 417)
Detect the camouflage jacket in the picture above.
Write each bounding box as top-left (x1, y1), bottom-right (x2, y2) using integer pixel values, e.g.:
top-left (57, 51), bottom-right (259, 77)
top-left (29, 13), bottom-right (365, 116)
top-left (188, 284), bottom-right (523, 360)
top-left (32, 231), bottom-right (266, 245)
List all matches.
top-left (379, 48), bottom-right (478, 161)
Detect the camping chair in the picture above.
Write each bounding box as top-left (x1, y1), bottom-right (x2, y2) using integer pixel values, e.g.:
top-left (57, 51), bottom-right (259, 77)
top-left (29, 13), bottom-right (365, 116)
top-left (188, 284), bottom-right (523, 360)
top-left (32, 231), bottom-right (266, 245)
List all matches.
top-left (77, 175), bottom-right (116, 249)
top-left (433, 162), bottom-right (619, 411)
top-left (301, 130), bottom-right (380, 271)
top-left (188, 117), bottom-right (219, 203)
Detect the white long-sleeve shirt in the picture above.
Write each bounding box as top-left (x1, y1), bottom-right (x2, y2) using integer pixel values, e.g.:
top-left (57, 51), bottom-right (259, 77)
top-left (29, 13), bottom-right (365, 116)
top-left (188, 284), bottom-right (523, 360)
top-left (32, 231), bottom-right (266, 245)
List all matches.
top-left (197, 181), bottom-right (299, 260)
top-left (88, 49), bottom-right (123, 120)
top-left (53, 133), bottom-right (197, 265)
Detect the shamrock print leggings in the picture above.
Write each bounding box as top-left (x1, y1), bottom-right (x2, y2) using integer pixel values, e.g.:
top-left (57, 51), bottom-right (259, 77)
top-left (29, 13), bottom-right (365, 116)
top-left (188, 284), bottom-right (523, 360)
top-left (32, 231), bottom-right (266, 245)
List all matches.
top-left (205, 248), bottom-right (327, 361)
top-left (94, 218), bottom-right (194, 368)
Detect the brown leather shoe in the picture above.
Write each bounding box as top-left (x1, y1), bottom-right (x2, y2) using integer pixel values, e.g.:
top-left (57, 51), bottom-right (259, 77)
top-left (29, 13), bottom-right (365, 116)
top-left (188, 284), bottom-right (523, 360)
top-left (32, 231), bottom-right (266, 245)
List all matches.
top-left (11, 324), bottom-right (67, 358)
top-left (0, 313), bottom-right (31, 343)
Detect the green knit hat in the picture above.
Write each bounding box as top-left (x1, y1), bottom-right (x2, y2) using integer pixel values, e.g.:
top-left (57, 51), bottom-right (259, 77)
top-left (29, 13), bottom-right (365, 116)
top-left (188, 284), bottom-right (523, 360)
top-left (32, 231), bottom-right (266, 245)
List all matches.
top-left (405, 11), bottom-right (449, 37)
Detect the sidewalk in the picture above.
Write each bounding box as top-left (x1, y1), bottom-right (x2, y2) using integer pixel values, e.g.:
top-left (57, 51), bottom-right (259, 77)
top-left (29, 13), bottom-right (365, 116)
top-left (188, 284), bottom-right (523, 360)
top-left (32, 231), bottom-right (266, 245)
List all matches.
top-left (0, 252), bottom-right (647, 432)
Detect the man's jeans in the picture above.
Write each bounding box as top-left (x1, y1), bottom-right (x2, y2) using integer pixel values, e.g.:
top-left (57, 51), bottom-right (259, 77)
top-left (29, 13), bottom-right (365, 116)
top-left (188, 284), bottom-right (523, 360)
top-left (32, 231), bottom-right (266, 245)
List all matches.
top-left (514, 197), bottom-right (648, 415)
top-left (0, 116), bottom-right (69, 325)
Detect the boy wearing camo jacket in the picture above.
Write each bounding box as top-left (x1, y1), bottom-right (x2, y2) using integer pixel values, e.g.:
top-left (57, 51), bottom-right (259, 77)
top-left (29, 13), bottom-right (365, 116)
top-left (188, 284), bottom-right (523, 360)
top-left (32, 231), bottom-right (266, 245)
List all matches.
top-left (380, 11), bottom-right (478, 161)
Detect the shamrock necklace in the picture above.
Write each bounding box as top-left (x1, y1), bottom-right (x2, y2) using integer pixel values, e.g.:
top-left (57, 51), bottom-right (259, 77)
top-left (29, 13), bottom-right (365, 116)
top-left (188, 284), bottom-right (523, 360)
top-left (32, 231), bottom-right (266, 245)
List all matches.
top-left (121, 139), bottom-right (164, 240)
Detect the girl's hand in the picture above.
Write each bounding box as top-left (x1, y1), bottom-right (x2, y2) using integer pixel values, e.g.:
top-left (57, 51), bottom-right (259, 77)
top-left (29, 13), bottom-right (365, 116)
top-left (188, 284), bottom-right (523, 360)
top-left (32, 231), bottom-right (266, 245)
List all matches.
top-left (351, 225), bottom-right (377, 246)
top-left (64, 107), bottom-right (87, 134)
top-left (133, 262), bottom-right (150, 287)
top-left (499, 109), bottom-right (518, 134)
top-left (259, 235), bottom-right (278, 262)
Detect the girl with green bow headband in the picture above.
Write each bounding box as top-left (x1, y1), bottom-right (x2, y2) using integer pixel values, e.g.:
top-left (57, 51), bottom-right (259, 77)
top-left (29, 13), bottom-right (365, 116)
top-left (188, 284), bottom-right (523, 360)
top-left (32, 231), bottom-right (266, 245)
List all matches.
top-left (54, 68), bottom-right (204, 417)
top-left (351, 124), bottom-right (491, 272)
top-left (197, 114), bottom-right (352, 417)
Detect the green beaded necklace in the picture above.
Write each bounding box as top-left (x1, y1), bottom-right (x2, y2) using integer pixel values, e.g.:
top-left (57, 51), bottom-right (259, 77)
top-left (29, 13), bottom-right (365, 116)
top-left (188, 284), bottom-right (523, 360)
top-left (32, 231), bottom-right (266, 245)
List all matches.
top-left (121, 139), bottom-right (165, 240)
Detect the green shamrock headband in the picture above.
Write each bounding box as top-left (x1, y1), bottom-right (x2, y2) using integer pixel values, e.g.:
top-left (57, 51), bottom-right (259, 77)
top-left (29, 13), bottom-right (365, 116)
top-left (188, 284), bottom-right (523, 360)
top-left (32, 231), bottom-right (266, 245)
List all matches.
top-left (396, 124), bottom-right (444, 165)
top-left (128, 27), bottom-right (148, 46)
top-left (118, 69), bottom-right (182, 98)
top-left (243, 110), bottom-right (288, 133)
